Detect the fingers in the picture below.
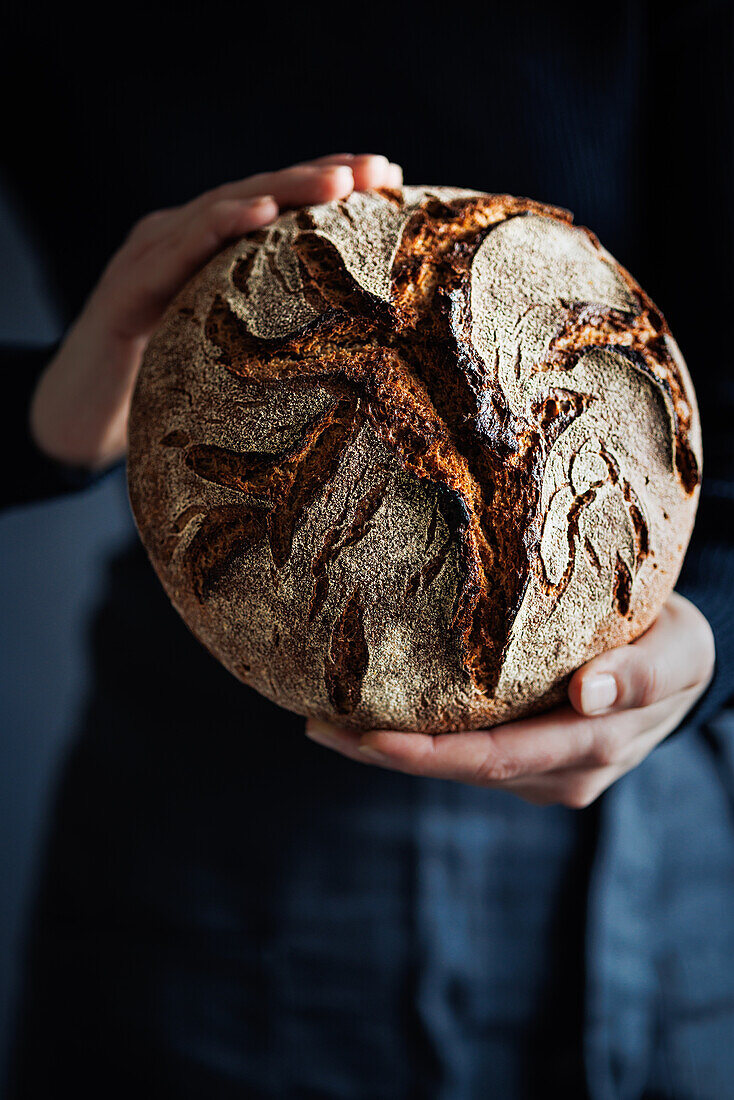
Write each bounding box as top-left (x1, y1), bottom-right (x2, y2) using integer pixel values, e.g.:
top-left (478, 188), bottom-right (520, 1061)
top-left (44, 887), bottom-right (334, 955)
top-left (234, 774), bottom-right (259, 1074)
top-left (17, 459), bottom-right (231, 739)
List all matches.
top-left (35, 151), bottom-right (403, 471)
top-left (296, 152), bottom-right (403, 191)
top-left (154, 195), bottom-right (279, 296)
top-left (307, 706), bottom-right (605, 786)
top-left (196, 153), bottom-right (402, 213)
top-left (499, 764), bottom-right (622, 809)
top-left (305, 679), bottom-right (703, 795)
top-left (501, 687), bottom-right (702, 808)
top-left (172, 165), bottom-right (351, 223)
top-left (99, 195), bottom-right (280, 339)
top-left (96, 151), bottom-right (404, 345)
top-left (123, 208), bottom-right (178, 257)
top-left (126, 153), bottom-right (401, 267)
top-left (383, 163), bottom-right (404, 189)
top-left (345, 154), bottom-right (403, 190)
top-left (305, 594), bottom-right (715, 803)
top-left (356, 708), bottom-right (599, 783)
top-left (215, 164), bottom-right (355, 209)
top-left (305, 598), bottom-right (715, 808)
top-left (351, 692), bottom-right (685, 784)
top-left (569, 593), bottom-right (715, 717)
top-left (123, 161), bottom-right (352, 262)
top-left (304, 719), bottom-right (370, 765)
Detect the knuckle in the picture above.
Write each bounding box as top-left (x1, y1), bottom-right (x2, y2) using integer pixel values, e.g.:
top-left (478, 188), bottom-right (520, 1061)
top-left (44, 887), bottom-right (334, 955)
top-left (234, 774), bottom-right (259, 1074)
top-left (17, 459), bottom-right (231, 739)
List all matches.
top-left (141, 207), bottom-right (169, 225)
top-left (473, 746), bottom-right (520, 785)
top-left (198, 183), bottom-right (228, 206)
top-left (670, 597), bottom-right (715, 683)
top-left (207, 196), bottom-right (233, 220)
top-left (666, 591), bottom-right (688, 619)
top-left (561, 778), bottom-right (601, 810)
top-left (201, 199), bottom-right (239, 237)
top-left (130, 209), bottom-right (168, 236)
top-left (191, 202), bottom-right (236, 245)
top-left (589, 728), bottom-right (622, 768)
top-left (634, 660), bottom-right (662, 709)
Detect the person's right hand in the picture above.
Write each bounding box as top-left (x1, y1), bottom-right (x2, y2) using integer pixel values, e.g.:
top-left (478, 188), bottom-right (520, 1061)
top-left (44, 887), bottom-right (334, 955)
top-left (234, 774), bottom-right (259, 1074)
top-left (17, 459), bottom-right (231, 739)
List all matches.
top-left (29, 153), bottom-right (402, 471)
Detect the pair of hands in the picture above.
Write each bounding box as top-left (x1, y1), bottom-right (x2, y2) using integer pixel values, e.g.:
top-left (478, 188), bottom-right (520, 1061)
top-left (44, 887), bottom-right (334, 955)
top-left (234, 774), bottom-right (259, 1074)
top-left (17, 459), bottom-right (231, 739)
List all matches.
top-left (29, 153), bottom-right (715, 808)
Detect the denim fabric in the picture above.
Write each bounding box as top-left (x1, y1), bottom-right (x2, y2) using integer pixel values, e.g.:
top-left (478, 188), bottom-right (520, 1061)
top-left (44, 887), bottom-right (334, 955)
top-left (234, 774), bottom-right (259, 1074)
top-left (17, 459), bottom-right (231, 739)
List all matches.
top-left (7, 677), bottom-right (596, 1098)
top-left (8, 544), bottom-right (734, 1098)
top-left (10, 681), bottom-right (734, 1097)
top-left (584, 712), bottom-right (734, 1100)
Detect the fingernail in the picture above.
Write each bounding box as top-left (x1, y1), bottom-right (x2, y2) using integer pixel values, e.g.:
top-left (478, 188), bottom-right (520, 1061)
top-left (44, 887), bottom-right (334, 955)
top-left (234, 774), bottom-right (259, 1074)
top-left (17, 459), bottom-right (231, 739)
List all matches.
top-left (358, 742), bottom-right (388, 763)
top-left (580, 673), bottom-right (618, 715)
top-left (245, 193), bottom-right (277, 207)
top-left (320, 164), bottom-right (353, 180)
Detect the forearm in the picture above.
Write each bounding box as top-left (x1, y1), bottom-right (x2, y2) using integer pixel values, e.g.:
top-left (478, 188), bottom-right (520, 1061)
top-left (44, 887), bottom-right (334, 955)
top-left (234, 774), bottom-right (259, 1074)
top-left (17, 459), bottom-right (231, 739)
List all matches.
top-left (29, 305), bottom-right (145, 469)
top-left (0, 341), bottom-right (117, 512)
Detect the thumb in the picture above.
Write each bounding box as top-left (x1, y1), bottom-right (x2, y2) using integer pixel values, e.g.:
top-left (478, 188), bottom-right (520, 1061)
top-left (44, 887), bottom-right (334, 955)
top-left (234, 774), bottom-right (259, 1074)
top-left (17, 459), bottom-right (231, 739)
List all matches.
top-left (568, 592), bottom-right (715, 716)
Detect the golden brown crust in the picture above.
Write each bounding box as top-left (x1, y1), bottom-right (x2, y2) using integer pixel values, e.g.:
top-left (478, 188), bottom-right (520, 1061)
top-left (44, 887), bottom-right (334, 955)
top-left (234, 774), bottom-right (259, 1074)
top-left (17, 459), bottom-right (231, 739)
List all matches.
top-left (127, 186), bottom-right (701, 732)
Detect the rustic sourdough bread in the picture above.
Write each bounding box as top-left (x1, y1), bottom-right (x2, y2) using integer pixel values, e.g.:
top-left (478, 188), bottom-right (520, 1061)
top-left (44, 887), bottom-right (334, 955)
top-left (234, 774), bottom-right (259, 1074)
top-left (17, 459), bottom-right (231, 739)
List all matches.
top-left (127, 187), bottom-right (701, 732)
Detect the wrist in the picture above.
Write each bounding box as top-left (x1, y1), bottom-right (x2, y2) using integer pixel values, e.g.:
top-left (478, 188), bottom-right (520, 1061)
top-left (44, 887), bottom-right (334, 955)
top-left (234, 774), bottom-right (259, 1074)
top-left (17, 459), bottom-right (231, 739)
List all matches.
top-left (29, 306), bottom-right (145, 469)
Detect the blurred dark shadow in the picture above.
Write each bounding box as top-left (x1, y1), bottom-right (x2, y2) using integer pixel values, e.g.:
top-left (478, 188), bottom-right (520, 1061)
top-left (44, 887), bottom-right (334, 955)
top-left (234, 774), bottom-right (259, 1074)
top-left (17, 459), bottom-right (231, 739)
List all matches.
top-left (0, 179), bottom-right (134, 1081)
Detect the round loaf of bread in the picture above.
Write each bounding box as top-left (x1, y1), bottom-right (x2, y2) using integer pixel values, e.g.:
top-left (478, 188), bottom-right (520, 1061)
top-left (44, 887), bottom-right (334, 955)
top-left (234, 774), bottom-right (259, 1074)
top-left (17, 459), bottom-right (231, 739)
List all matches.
top-left (127, 186), bottom-right (701, 732)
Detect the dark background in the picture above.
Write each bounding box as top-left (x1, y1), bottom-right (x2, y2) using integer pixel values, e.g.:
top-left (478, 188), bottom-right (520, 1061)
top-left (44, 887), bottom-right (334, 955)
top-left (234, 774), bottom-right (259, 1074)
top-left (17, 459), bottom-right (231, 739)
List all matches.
top-left (0, 182), bottom-right (132, 1081)
top-left (1, 1), bottom-right (732, 1090)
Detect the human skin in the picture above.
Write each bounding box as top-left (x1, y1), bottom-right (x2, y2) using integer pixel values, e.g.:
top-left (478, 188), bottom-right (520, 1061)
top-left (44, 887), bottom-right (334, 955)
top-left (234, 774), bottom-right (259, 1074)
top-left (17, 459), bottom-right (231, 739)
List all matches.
top-left (30, 153), bottom-right (404, 468)
top-left (29, 153), bottom-right (715, 806)
top-left (307, 594), bottom-right (715, 808)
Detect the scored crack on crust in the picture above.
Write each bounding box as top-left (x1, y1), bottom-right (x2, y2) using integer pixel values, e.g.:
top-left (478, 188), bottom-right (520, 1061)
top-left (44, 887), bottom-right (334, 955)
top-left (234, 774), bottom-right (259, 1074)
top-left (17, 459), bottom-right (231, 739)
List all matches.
top-left (127, 186), bottom-right (701, 732)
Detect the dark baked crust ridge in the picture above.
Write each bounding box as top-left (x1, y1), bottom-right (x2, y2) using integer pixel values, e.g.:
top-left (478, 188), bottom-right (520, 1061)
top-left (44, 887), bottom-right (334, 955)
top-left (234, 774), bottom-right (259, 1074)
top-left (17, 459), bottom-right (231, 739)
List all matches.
top-left (127, 186), bottom-right (702, 732)
top-left (193, 195), bottom-right (545, 695)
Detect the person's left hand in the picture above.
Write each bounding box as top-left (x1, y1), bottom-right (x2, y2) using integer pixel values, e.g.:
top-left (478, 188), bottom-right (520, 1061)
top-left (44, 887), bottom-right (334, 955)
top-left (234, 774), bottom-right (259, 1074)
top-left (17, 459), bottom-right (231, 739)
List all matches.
top-left (305, 592), bottom-right (715, 808)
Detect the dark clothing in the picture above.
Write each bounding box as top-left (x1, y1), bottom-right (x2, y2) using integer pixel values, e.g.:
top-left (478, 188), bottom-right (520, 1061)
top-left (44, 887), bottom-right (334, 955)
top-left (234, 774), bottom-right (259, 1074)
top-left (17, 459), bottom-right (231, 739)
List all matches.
top-left (3, 1), bottom-right (734, 1096)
